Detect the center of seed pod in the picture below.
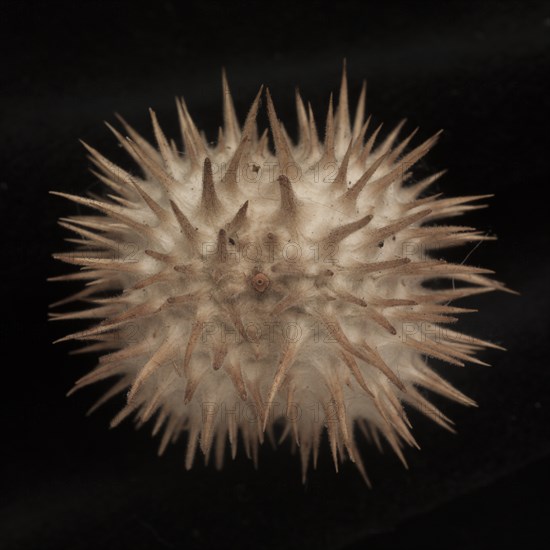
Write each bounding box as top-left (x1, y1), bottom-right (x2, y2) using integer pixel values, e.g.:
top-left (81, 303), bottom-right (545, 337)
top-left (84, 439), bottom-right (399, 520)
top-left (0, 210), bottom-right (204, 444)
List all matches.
top-left (251, 272), bottom-right (270, 293)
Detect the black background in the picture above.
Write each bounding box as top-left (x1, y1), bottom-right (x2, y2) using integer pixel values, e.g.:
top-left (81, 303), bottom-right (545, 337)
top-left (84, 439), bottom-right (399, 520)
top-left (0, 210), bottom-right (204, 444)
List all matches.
top-left (2, 1), bottom-right (550, 548)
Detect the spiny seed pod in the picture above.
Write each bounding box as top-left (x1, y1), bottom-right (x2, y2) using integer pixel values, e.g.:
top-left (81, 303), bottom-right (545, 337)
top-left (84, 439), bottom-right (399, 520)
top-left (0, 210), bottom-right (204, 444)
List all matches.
top-left (50, 65), bottom-right (512, 484)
